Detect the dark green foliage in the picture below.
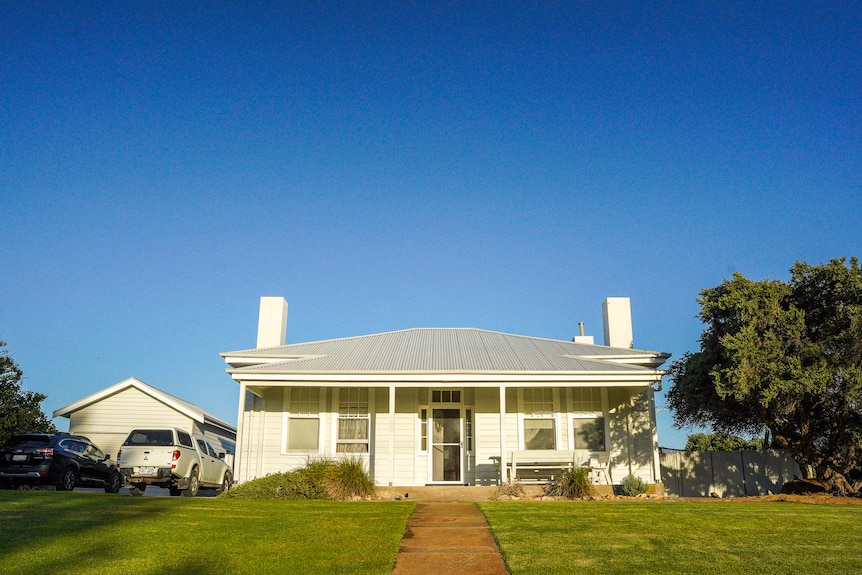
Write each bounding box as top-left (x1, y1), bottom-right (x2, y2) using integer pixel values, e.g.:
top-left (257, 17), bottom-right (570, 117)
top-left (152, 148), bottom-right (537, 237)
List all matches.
top-left (685, 432), bottom-right (765, 451)
top-left (544, 466), bottom-right (595, 499)
top-left (0, 340), bottom-right (56, 445)
top-left (667, 257), bottom-right (862, 493)
top-left (619, 474), bottom-right (648, 497)
top-left (222, 458), bottom-right (377, 500)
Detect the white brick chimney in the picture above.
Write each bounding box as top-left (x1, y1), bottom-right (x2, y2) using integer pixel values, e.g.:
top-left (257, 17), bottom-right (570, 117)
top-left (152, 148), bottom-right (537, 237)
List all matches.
top-left (602, 297), bottom-right (633, 348)
top-left (257, 296), bottom-right (288, 348)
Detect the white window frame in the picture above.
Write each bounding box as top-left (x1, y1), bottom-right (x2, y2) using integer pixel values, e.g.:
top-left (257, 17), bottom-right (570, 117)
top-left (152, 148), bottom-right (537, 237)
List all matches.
top-left (567, 387), bottom-right (609, 453)
top-left (334, 388), bottom-right (371, 454)
top-left (517, 388), bottom-right (560, 450)
top-left (282, 387), bottom-right (325, 454)
top-left (418, 406), bottom-right (429, 454)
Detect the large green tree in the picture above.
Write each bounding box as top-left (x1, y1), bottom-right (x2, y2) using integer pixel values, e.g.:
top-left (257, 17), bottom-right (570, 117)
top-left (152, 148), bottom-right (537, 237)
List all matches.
top-left (0, 340), bottom-right (56, 445)
top-left (667, 258), bottom-right (862, 494)
top-left (684, 432), bottom-right (765, 452)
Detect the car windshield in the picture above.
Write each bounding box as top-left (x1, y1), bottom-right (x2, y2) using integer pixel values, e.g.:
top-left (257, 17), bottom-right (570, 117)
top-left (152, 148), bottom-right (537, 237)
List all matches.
top-left (123, 430), bottom-right (174, 446)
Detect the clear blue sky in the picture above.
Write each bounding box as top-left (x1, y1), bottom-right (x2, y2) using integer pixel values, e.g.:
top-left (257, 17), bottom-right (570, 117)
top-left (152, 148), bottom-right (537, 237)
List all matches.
top-left (2, 2), bottom-right (859, 449)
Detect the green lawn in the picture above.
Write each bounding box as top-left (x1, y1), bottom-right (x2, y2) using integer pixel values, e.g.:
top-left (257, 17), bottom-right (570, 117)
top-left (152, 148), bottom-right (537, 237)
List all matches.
top-left (0, 491), bottom-right (414, 575)
top-left (479, 500), bottom-right (862, 575)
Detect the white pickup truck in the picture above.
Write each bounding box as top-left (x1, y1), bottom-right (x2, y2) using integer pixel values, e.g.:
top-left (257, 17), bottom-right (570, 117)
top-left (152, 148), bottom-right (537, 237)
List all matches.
top-left (117, 428), bottom-right (232, 497)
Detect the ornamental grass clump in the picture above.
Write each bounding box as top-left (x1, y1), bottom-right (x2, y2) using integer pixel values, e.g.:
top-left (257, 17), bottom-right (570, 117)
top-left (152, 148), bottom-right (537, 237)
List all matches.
top-left (620, 473), bottom-right (648, 497)
top-left (493, 480), bottom-right (526, 499)
top-left (323, 456), bottom-right (377, 500)
top-left (544, 466), bottom-right (595, 499)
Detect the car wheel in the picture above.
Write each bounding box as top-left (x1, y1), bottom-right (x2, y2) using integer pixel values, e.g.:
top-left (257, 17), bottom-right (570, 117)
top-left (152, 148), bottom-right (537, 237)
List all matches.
top-left (169, 487), bottom-right (182, 496)
top-left (105, 473), bottom-right (122, 494)
top-left (216, 473), bottom-right (232, 495)
top-left (182, 468), bottom-right (199, 497)
top-left (56, 467), bottom-right (77, 491)
top-left (129, 483), bottom-right (146, 496)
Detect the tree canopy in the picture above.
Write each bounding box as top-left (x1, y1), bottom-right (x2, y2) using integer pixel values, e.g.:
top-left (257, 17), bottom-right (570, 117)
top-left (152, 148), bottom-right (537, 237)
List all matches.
top-left (684, 432), bottom-right (765, 452)
top-left (667, 257), bottom-right (862, 494)
top-left (0, 340), bottom-right (56, 445)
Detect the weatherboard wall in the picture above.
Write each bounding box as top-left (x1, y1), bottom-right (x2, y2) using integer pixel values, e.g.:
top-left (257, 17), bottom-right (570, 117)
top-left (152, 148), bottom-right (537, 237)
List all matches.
top-left (233, 384), bottom-right (662, 487)
top-left (67, 386), bottom-right (196, 461)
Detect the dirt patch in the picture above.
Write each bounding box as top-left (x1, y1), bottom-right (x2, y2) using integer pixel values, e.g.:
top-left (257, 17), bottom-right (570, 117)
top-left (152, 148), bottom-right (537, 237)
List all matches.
top-left (745, 493), bottom-right (862, 505)
top-left (678, 494), bottom-right (862, 505)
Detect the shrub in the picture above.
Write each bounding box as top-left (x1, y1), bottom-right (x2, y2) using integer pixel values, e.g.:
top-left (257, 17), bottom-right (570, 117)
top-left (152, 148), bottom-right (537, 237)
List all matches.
top-left (544, 466), bottom-right (595, 499)
top-left (323, 457), bottom-right (377, 500)
top-left (620, 474), bottom-right (648, 497)
top-left (221, 457), bottom-right (377, 500)
top-left (220, 459), bottom-right (333, 500)
top-left (493, 480), bottom-right (526, 499)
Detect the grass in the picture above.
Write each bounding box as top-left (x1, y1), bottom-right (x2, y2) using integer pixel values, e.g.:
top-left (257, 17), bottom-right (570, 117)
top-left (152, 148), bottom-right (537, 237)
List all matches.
top-left (0, 491), bottom-right (414, 575)
top-left (6, 491), bottom-right (862, 575)
top-left (479, 500), bottom-right (862, 575)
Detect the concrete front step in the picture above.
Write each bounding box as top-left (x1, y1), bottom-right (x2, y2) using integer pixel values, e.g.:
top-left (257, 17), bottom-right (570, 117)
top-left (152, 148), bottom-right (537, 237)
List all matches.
top-left (378, 486), bottom-right (499, 502)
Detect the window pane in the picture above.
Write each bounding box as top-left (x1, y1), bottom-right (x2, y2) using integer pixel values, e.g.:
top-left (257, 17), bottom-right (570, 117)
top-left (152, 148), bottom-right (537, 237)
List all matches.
top-left (573, 418), bottom-right (605, 451)
top-left (336, 443), bottom-right (368, 453)
top-left (524, 418), bottom-right (555, 450)
top-left (433, 409), bottom-right (460, 443)
top-left (338, 418), bottom-right (368, 440)
top-left (288, 418), bottom-right (319, 450)
top-left (420, 409), bottom-right (428, 451)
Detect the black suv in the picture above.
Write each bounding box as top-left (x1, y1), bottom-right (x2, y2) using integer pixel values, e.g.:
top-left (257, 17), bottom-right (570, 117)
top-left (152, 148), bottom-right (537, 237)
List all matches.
top-left (0, 433), bottom-right (123, 493)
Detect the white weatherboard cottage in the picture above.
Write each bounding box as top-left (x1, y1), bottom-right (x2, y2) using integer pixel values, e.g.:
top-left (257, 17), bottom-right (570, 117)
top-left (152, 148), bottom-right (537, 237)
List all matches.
top-left (222, 297), bottom-right (669, 489)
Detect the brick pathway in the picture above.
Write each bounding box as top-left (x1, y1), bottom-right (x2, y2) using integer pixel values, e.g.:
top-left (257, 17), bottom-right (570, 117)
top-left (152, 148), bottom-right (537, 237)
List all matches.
top-left (391, 502), bottom-right (509, 575)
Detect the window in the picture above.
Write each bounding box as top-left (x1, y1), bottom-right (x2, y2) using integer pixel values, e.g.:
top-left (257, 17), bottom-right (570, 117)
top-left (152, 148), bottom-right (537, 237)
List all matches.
top-left (524, 419), bottom-right (555, 449)
top-left (571, 387), bottom-right (602, 413)
top-left (419, 408), bottom-right (428, 452)
top-left (523, 388), bottom-right (554, 416)
top-left (523, 388), bottom-right (556, 449)
top-left (572, 417), bottom-right (605, 451)
top-left (465, 409), bottom-right (473, 454)
top-left (432, 390), bottom-right (461, 403)
top-left (287, 388), bottom-right (320, 451)
top-left (177, 430), bottom-right (194, 448)
top-left (337, 388), bottom-right (369, 453)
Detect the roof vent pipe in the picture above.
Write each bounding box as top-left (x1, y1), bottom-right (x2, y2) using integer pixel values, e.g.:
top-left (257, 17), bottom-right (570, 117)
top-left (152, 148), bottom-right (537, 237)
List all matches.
top-left (573, 322), bottom-right (594, 345)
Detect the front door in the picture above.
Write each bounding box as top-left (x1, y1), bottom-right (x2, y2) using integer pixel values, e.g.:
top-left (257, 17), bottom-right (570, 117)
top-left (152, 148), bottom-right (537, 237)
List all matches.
top-left (431, 408), bottom-right (461, 483)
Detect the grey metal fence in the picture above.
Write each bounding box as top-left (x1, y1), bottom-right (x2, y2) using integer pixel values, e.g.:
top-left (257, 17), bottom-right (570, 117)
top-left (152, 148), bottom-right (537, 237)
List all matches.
top-left (660, 450), bottom-right (802, 497)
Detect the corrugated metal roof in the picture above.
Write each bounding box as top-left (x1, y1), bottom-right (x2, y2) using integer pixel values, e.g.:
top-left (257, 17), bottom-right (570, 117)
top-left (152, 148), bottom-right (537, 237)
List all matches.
top-left (223, 328), bottom-right (668, 374)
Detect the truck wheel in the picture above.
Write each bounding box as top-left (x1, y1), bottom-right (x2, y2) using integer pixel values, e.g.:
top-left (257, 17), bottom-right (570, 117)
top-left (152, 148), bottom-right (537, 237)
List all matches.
top-left (216, 473), bottom-right (232, 495)
top-left (56, 467), bottom-right (77, 491)
top-left (182, 468), bottom-right (200, 497)
top-left (105, 472), bottom-right (122, 494)
top-left (129, 483), bottom-right (146, 496)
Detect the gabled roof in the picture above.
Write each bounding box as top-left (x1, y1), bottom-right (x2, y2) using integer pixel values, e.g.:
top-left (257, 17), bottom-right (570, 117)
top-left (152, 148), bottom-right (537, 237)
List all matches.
top-left (52, 377), bottom-right (236, 434)
top-left (222, 328), bottom-right (670, 383)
